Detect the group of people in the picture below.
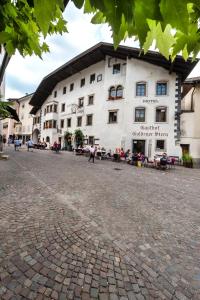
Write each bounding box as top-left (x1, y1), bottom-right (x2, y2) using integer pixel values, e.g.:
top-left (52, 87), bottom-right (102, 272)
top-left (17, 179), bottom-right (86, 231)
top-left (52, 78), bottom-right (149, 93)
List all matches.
top-left (13, 138), bottom-right (34, 151)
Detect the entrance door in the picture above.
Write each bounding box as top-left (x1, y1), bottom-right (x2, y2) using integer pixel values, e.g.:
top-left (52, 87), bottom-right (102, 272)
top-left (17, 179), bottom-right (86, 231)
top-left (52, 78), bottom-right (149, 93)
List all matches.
top-left (132, 140), bottom-right (145, 154)
top-left (181, 144), bottom-right (190, 156)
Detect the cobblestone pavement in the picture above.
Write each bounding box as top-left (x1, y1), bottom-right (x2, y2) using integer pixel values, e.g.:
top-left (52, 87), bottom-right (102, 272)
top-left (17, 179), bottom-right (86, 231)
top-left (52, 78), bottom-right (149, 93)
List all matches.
top-left (0, 147), bottom-right (200, 300)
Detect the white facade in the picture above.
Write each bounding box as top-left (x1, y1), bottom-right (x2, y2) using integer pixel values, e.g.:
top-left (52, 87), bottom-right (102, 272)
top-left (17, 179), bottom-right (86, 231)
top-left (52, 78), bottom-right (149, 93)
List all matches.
top-left (39, 55), bottom-right (181, 158)
top-left (181, 80), bottom-right (200, 166)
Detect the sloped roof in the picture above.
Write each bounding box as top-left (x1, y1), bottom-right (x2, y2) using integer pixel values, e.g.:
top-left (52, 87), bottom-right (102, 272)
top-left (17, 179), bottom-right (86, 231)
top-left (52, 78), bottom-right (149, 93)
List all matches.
top-left (29, 42), bottom-right (198, 114)
top-left (184, 76), bottom-right (200, 84)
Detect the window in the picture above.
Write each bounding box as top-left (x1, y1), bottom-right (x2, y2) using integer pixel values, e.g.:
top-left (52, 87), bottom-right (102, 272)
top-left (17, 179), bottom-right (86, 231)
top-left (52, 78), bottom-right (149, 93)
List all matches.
top-left (156, 107), bottom-right (167, 122)
top-left (54, 91), bottom-right (57, 98)
top-left (67, 118), bottom-right (71, 127)
top-left (80, 78), bottom-right (85, 87)
top-left (90, 73), bottom-right (95, 84)
top-left (136, 82), bottom-right (146, 96)
top-left (88, 136), bottom-right (94, 145)
top-left (78, 97), bottom-right (84, 108)
top-left (54, 105), bottom-right (57, 113)
top-left (60, 119), bottom-right (64, 128)
top-left (108, 111), bottom-right (118, 123)
top-left (77, 116), bottom-right (82, 127)
top-left (116, 85), bottom-right (123, 98)
top-left (70, 83), bottom-right (74, 91)
top-left (63, 86), bottom-right (66, 94)
top-left (53, 120), bottom-right (57, 128)
top-left (46, 136), bottom-right (50, 143)
top-left (156, 82), bottom-right (167, 95)
top-left (86, 114), bottom-right (93, 126)
top-left (113, 63), bottom-right (120, 74)
top-left (156, 140), bottom-right (165, 151)
top-left (88, 95), bottom-right (94, 105)
top-left (22, 104), bottom-right (25, 108)
top-left (47, 106), bottom-right (49, 113)
top-left (50, 105), bottom-right (53, 112)
top-left (135, 107), bottom-right (145, 122)
top-left (97, 74), bottom-right (102, 82)
top-left (49, 120), bottom-right (52, 128)
top-left (109, 86), bottom-right (116, 99)
top-left (61, 103), bottom-right (65, 112)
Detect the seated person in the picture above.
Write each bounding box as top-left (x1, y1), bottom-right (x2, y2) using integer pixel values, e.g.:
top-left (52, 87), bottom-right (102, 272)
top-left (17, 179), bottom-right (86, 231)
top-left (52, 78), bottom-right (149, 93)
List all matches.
top-left (160, 153), bottom-right (168, 166)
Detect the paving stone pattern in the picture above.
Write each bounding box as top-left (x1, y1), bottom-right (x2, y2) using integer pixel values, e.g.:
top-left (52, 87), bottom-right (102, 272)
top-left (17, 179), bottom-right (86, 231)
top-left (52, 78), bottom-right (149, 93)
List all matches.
top-left (0, 147), bottom-right (200, 299)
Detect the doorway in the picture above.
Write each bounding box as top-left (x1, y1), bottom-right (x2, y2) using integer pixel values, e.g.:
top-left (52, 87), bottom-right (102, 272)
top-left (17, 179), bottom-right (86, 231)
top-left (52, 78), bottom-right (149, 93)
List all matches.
top-left (132, 140), bottom-right (146, 154)
top-left (181, 144), bottom-right (190, 156)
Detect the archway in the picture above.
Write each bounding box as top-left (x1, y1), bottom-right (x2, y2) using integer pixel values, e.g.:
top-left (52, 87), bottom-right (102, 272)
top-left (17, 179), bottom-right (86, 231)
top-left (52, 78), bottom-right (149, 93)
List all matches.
top-left (32, 129), bottom-right (40, 143)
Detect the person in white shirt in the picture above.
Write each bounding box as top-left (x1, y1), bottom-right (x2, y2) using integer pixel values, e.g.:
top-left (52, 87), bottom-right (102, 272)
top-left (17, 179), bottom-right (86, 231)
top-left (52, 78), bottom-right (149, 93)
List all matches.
top-left (27, 139), bottom-right (34, 152)
top-left (88, 145), bottom-right (96, 163)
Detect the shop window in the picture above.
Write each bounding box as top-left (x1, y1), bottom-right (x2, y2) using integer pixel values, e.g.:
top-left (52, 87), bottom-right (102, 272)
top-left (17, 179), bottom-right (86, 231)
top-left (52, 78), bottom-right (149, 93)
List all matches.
top-left (116, 85), bottom-right (123, 98)
top-left (54, 91), bottom-right (57, 98)
top-left (67, 118), bottom-right (71, 127)
top-left (88, 95), bottom-right (94, 105)
top-left (156, 140), bottom-right (165, 151)
top-left (90, 73), bottom-right (95, 84)
top-left (135, 107), bottom-right (145, 122)
top-left (78, 97), bottom-right (84, 108)
top-left (108, 111), bottom-right (118, 123)
top-left (156, 107), bottom-right (167, 122)
top-left (60, 119), bottom-right (64, 128)
top-left (156, 82), bottom-right (167, 95)
top-left (113, 63), bottom-right (120, 74)
top-left (63, 86), bottom-right (66, 94)
top-left (77, 116), bottom-right (82, 127)
top-left (61, 103), bottom-right (65, 112)
top-left (136, 82), bottom-right (146, 96)
top-left (70, 83), bottom-right (74, 91)
top-left (80, 78), bottom-right (85, 87)
top-left (86, 114), bottom-right (93, 126)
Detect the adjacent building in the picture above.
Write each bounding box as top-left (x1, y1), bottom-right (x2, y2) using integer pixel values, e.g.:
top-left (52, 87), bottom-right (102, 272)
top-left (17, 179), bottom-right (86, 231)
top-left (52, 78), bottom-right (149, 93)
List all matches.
top-left (180, 77), bottom-right (200, 167)
top-left (29, 42), bottom-right (197, 159)
top-left (2, 93), bottom-right (34, 143)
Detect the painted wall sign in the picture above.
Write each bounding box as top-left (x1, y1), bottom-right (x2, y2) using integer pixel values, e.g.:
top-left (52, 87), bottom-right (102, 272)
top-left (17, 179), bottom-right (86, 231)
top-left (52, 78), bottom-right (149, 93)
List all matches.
top-left (132, 125), bottom-right (169, 137)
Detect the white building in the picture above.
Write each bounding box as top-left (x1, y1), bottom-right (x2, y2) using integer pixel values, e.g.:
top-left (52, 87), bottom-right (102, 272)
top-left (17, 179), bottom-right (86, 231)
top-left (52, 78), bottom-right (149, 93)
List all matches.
top-left (30, 43), bottom-right (197, 158)
top-left (181, 77), bottom-right (200, 167)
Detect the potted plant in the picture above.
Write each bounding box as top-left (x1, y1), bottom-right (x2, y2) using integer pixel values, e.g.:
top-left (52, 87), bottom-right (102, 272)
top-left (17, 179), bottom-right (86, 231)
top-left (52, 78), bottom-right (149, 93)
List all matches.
top-left (64, 131), bottom-right (72, 151)
top-left (182, 154), bottom-right (193, 168)
top-left (74, 129), bottom-right (84, 148)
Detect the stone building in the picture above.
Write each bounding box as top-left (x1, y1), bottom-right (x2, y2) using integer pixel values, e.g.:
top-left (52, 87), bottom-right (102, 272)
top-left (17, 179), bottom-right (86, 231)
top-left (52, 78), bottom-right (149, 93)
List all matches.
top-left (30, 43), bottom-right (197, 158)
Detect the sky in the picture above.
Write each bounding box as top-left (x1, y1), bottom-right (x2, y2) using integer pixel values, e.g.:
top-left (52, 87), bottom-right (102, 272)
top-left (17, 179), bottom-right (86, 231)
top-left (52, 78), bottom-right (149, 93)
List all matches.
top-left (5, 2), bottom-right (200, 99)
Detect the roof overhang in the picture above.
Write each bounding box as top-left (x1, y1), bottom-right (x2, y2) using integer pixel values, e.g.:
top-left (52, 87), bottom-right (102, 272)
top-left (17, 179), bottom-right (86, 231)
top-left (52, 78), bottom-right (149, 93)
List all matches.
top-left (30, 42), bottom-right (198, 114)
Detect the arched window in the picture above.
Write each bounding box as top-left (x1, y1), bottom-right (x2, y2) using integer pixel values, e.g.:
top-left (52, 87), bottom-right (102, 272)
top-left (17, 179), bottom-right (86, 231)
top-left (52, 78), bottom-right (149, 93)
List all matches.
top-left (46, 136), bottom-right (50, 143)
top-left (116, 85), bottom-right (123, 98)
top-left (109, 86), bottom-right (116, 99)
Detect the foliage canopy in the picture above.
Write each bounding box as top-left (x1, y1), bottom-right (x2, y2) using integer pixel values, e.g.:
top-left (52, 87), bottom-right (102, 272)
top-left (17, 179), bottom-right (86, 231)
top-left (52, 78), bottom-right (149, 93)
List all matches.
top-left (0, 0), bottom-right (200, 61)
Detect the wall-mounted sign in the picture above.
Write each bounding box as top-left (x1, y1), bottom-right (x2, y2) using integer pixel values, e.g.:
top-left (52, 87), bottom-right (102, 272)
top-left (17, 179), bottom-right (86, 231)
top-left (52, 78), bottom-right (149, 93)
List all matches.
top-left (142, 99), bottom-right (159, 104)
top-left (132, 125), bottom-right (169, 137)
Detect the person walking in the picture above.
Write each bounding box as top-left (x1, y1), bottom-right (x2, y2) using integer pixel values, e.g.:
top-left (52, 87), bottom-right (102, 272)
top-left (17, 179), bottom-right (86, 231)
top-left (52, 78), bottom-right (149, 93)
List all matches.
top-left (14, 138), bottom-right (20, 151)
top-left (88, 145), bottom-right (96, 163)
top-left (27, 139), bottom-right (34, 152)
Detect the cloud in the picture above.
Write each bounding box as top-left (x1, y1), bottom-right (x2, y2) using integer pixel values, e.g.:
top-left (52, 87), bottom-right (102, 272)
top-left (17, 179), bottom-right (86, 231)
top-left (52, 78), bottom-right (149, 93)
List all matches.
top-left (5, 2), bottom-right (200, 99)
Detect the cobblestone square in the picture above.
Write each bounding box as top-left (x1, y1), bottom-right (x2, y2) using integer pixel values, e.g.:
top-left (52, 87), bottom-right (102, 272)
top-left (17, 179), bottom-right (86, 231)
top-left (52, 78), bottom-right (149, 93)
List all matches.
top-left (0, 147), bottom-right (200, 299)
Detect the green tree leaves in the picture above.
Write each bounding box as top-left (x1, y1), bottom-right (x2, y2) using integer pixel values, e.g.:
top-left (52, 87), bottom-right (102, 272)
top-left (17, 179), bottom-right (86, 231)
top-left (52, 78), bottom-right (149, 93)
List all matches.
top-left (0, 0), bottom-right (200, 63)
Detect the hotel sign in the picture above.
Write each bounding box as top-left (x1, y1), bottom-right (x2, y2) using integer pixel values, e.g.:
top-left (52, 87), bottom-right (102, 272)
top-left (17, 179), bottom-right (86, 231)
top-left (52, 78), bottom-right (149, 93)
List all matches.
top-left (132, 125), bottom-right (169, 137)
top-left (142, 99), bottom-right (159, 104)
